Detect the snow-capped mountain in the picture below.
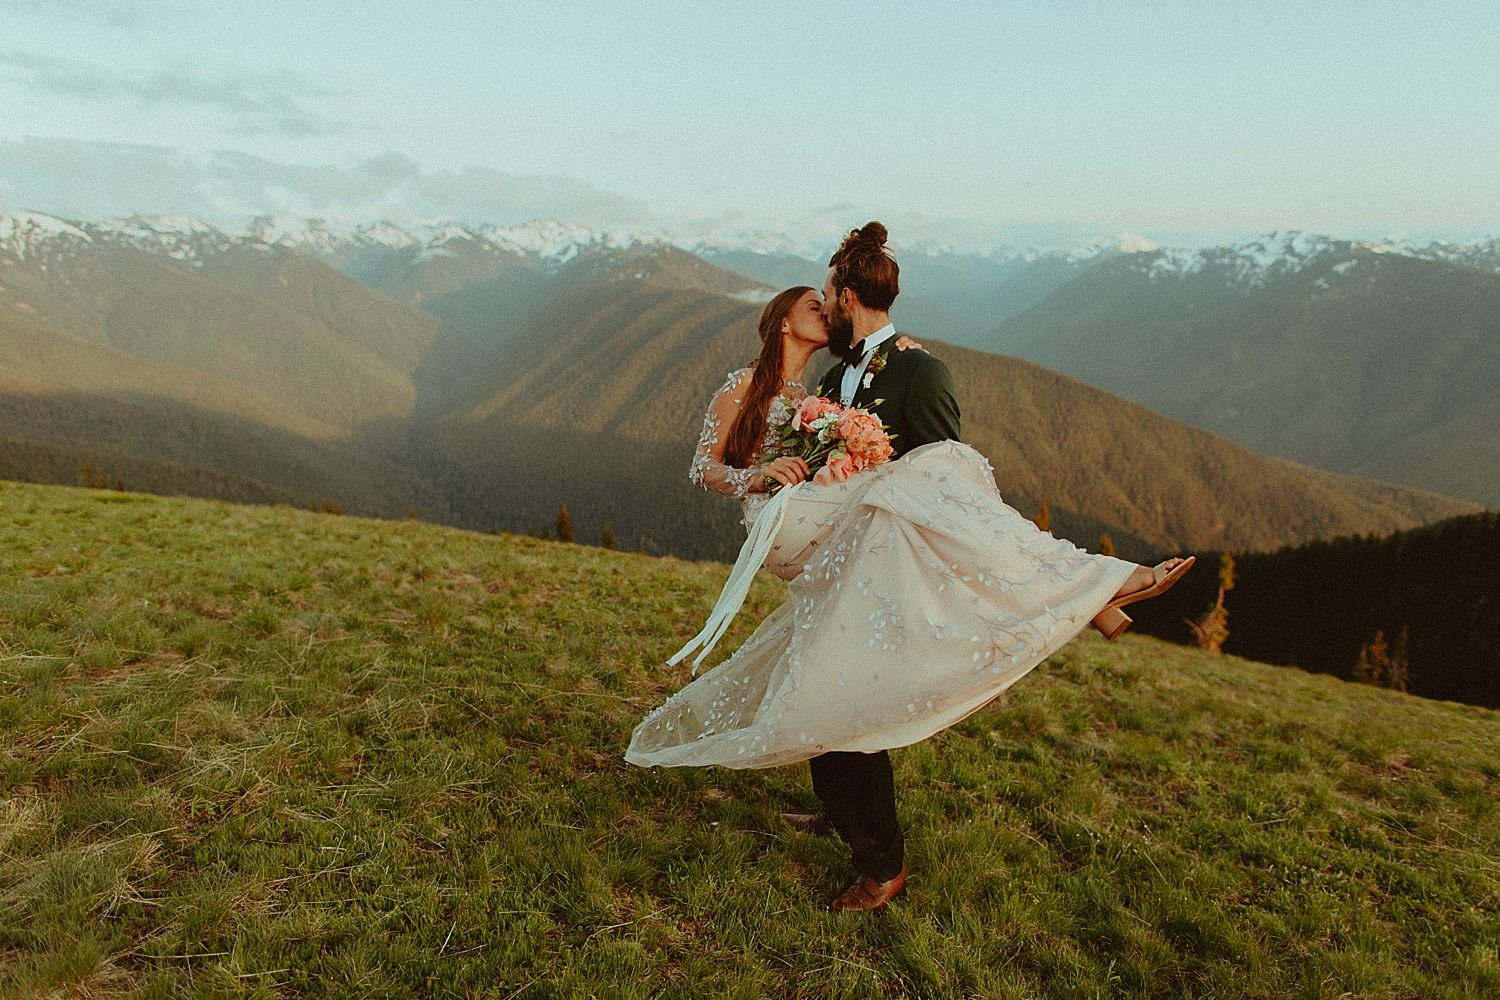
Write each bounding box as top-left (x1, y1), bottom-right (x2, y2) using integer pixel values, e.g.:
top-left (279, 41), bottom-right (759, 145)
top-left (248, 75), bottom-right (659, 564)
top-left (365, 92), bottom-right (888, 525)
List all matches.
top-left (0, 210), bottom-right (658, 274)
top-left (1085, 230), bottom-right (1500, 291)
top-left (245, 215), bottom-right (644, 267)
top-left (0, 210), bottom-right (93, 261)
top-left (8, 208), bottom-right (1494, 285)
top-left (1094, 231), bottom-right (1342, 288)
top-left (1404, 236), bottom-right (1500, 274)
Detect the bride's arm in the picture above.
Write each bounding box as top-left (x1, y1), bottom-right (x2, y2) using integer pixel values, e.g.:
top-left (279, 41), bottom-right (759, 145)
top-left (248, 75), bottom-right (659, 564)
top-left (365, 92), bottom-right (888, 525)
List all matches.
top-left (689, 370), bottom-right (771, 499)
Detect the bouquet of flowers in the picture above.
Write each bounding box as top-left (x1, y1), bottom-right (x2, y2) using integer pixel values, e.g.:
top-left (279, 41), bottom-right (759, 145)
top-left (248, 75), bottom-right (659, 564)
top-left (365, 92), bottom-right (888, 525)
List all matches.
top-left (761, 396), bottom-right (895, 494)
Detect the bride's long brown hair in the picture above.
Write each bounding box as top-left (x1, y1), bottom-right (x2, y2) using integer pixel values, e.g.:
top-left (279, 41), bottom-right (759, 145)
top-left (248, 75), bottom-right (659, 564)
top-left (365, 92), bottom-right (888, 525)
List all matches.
top-left (723, 286), bottom-right (814, 469)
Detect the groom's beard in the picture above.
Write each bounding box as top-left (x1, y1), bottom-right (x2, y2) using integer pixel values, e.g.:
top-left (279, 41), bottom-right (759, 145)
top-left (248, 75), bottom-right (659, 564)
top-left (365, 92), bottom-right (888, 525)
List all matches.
top-left (826, 304), bottom-right (858, 363)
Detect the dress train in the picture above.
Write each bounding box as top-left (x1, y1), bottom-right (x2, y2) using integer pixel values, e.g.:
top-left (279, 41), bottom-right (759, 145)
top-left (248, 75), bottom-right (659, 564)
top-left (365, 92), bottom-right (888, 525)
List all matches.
top-left (626, 440), bottom-right (1136, 770)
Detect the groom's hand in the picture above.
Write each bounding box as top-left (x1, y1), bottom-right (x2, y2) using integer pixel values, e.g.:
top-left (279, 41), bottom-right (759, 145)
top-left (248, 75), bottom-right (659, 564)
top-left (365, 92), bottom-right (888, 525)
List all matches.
top-left (762, 456), bottom-right (811, 489)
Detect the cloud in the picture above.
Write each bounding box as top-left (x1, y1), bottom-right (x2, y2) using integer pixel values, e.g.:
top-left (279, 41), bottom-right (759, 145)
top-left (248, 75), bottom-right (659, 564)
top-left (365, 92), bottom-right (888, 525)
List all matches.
top-left (0, 137), bottom-right (653, 229)
top-left (0, 49), bottom-right (348, 137)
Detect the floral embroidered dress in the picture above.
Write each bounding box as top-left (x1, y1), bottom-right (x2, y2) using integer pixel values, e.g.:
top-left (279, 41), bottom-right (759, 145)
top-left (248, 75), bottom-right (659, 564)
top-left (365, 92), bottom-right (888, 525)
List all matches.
top-left (687, 367), bottom-right (806, 533)
top-left (627, 367), bottom-right (1136, 770)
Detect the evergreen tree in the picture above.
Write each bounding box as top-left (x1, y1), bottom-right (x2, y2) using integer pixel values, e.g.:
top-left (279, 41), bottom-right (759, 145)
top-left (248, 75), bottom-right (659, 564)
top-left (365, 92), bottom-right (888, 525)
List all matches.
top-left (555, 505), bottom-right (575, 543)
top-left (1098, 533), bottom-right (1116, 556)
top-left (1033, 501), bottom-right (1050, 533)
top-left (600, 520), bottom-right (617, 550)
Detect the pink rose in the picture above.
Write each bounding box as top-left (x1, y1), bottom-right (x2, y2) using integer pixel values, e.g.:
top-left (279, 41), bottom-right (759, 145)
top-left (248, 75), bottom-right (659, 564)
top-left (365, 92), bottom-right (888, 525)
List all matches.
top-left (794, 395), bottom-right (837, 432)
top-left (814, 451), bottom-right (856, 485)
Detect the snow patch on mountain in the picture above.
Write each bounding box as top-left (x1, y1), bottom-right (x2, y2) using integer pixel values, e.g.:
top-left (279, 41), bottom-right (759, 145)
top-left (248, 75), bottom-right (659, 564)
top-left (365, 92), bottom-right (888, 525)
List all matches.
top-left (1124, 231), bottom-right (1348, 288)
top-left (1111, 233), bottom-right (1162, 254)
top-left (88, 214), bottom-right (234, 259)
top-left (0, 211), bottom-right (92, 260)
top-left (1404, 237), bottom-right (1500, 273)
top-left (726, 287), bottom-right (777, 304)
top-left (248, 216), bottom-right (419, 255)
top-left (673, 225), bottom-right (837, 261)
top-left (481, 219), bottom-right (606, 258)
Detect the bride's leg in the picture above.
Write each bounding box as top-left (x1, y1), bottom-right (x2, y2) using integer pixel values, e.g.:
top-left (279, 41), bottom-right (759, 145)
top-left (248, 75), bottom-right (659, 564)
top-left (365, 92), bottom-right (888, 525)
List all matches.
top-left (1110, 565), bottom-right (1155, 602)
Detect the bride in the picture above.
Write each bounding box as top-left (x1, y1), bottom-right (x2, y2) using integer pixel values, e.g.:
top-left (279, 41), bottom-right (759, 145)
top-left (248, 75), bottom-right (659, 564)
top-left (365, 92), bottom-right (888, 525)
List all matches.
top-left (626, 284), bottom-right (1191, 773)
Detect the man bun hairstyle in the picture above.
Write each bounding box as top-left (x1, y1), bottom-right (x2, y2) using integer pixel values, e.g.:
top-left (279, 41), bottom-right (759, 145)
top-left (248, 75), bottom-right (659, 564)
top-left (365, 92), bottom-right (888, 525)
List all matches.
top-left (828, 221), bottom-right (899, 311)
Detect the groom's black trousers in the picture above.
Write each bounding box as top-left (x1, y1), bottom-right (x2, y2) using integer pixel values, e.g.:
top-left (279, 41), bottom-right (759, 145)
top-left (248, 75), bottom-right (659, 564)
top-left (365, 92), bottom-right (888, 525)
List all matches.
top-left (810, 749), bottom-right (904, 881)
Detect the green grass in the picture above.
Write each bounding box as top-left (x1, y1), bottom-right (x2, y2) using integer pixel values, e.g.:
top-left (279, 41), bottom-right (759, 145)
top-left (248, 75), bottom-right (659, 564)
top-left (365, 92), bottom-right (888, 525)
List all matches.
top-left (2, 479), bottom-right (1496, 998)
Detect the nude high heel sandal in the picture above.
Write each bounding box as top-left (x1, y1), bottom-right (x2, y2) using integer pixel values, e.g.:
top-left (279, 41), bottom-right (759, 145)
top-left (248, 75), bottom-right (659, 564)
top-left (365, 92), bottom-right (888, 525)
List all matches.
top-left (1090, 556), bottom-right (1196, 642)
top-left (1091, 606), bottom-right (1132, 641)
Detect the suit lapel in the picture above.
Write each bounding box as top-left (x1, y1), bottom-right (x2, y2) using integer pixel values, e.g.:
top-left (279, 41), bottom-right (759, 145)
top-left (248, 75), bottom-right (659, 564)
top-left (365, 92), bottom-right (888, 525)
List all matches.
top-left (817, 360), bottom-right (846, 400)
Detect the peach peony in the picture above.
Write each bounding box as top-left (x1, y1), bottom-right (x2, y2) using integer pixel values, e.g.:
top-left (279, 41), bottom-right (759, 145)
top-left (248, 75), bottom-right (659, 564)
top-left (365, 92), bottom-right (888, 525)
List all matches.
top-left (838, 410), bottom-right (894, 469)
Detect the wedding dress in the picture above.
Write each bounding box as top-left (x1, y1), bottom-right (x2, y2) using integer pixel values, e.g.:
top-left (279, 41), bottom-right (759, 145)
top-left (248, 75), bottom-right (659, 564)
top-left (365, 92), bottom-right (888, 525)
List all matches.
top-left (625, 368), bottom-right (1136, 770)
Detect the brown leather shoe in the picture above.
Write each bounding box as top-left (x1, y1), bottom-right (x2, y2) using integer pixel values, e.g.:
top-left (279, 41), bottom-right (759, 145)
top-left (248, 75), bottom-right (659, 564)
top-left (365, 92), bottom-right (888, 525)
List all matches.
top-left (781, 812), bottom-right (834, 837)
top-left (830, 869), bottom-right (906, 912)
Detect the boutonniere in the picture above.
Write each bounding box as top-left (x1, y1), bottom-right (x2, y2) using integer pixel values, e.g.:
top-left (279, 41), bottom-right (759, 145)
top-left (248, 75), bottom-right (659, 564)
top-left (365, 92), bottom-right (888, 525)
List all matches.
top-left (862, 350), bottom-right (887, 389)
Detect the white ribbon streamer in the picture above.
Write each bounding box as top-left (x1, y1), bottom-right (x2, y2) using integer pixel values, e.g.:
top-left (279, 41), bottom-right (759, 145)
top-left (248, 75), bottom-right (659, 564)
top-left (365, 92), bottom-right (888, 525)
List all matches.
top-left (668, 481), bottom-right (803, 673)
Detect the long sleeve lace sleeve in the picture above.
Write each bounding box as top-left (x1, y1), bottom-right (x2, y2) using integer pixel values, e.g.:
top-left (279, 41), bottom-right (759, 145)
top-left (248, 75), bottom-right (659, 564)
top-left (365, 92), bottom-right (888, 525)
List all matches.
top-left (689, 369), bottom-right (766, 500)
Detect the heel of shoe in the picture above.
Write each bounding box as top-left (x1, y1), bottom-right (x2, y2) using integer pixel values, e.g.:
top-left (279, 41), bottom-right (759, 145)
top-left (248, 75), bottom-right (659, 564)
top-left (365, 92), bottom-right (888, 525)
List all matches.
top-left (1091, 606), bottom-right (1132, 641)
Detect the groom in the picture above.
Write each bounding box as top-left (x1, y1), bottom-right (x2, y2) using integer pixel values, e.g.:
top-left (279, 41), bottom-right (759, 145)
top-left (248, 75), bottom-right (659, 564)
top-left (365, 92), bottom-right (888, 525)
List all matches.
top-left (789, 221), bottom-right (961, 911)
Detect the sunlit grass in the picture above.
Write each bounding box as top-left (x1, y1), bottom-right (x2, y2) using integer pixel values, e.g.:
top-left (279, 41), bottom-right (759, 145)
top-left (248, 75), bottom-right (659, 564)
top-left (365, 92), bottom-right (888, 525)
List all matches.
top-left (2, 479), bottom-right (1496, 998)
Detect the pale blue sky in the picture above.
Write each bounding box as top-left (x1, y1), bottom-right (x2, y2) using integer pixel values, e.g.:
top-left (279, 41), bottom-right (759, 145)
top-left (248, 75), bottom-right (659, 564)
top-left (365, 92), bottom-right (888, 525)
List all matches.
top-left (1, 0), bottom-right (1497, 247)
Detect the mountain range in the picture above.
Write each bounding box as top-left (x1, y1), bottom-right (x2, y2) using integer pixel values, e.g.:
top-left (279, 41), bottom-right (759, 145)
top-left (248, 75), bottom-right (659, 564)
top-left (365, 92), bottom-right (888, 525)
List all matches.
top-left (0, 209), bottom-right (1487, 562)
top-left (981, 233), bottom-right (1500, 507)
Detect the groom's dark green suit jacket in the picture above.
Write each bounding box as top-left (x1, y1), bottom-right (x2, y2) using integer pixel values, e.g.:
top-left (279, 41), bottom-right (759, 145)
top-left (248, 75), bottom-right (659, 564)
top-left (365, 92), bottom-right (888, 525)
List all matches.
top-left (816, 338), bottom-right (961, 458)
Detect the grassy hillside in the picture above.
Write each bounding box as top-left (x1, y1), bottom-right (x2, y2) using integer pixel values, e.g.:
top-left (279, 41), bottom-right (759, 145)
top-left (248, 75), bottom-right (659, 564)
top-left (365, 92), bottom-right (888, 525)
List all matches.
top-left (0, 394), bottom-right (451, 522)
top-left (0, 432), bottom-right (302, 507)
top-left (2, 480), bottom-right (1495, 998)
top-left (0, 311), bottom-right (338, 440)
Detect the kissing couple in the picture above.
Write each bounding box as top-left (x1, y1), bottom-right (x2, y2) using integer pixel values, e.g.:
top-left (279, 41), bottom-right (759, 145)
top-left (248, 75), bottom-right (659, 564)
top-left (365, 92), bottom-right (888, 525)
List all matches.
top-left (626, 222), bottom-right (1193, 911)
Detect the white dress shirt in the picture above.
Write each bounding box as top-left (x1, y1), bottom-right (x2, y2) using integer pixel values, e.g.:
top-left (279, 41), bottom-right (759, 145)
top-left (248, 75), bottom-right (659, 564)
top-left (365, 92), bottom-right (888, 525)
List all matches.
top-left (838, 322), bottom-right (897, 404)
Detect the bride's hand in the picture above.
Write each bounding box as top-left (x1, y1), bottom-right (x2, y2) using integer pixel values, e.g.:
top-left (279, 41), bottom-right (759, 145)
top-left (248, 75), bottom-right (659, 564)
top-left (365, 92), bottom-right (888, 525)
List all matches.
top-left (762, 456), bottom-right (811, 489)
top-left (895, 335), bottom-right (924, 352)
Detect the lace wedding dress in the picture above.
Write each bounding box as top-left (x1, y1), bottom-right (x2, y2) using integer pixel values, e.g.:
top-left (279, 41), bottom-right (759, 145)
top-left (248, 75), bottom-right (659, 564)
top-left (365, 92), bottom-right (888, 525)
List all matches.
top-left (625, 368), bottom-right (1136, 770)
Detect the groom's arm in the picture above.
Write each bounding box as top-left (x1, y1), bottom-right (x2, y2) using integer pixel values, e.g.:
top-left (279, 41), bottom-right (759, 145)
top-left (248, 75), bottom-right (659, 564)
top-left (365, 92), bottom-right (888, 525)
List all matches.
top-left (903, 356), bottom-right (961, 447)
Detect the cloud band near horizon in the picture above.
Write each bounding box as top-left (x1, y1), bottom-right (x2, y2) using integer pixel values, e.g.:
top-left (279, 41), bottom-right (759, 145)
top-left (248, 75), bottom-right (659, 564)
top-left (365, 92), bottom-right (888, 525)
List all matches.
top-left (0, 137), bottom-right (654, 230)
